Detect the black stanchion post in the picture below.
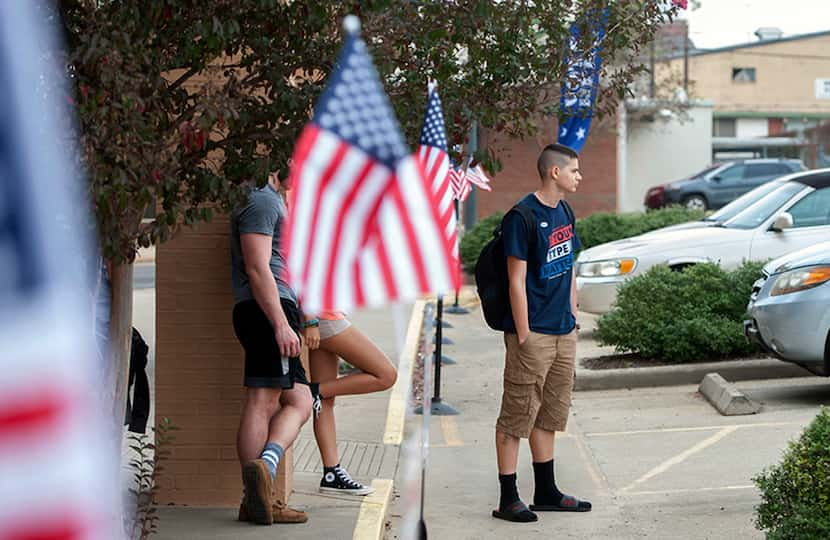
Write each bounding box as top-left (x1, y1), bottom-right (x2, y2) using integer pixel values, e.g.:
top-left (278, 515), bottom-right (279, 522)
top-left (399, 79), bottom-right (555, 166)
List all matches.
top-left (429, 295), bottom-right (458, 415)
top-left (415, 296), bottom-right (458, 415)
top-left (445, 199), bottom-right (469, 315)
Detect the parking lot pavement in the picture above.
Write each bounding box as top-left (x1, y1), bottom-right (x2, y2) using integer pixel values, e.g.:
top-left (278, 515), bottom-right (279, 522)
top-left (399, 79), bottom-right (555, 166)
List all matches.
top-left (571, 377), bottom-right (830, 539)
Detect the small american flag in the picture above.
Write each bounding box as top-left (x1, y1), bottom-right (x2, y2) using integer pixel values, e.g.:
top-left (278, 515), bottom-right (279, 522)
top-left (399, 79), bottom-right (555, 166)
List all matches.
top-left (284, 19), bottom-right (459, 313)
top-left (417, 84), bottom-right (459, 269)
top-left (466, 162), bottom-right (493, 192)
top-left (449, 165), bottom-right (471, 202)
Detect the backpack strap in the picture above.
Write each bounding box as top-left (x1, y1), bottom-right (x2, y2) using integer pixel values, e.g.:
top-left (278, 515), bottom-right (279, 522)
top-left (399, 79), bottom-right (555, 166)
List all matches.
top-left (503, 203), bottom-right (537, 255)
top-left (560, 199), bottom-right (576, 227)
top-left (512, 204), bottom-right (537, 244)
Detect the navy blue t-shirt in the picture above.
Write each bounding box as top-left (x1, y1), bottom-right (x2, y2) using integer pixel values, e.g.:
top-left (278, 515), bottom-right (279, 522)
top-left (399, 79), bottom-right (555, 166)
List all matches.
top-left (502, 194), bottom-right (581, 335)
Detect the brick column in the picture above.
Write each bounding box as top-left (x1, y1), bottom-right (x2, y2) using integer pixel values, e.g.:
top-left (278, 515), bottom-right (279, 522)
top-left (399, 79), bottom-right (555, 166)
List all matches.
top-left (155, 215), bottom-right (294, 506)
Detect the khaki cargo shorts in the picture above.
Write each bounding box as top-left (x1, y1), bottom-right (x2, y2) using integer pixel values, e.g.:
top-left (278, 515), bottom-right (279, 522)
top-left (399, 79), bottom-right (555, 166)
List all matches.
top-left (496, 330), bottom-right (577, 438)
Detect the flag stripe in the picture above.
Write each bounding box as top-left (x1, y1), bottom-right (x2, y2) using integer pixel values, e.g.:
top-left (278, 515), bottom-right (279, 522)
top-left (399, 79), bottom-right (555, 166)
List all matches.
top-left (285, 126), bottom-right (330, 289)
top-left (300, 142), bottom-right (351, 292)
top-left (323, 158), bottom-right (377, 310)
top-left (0, 393), bottom-right (66, 439)
top-left (396, 158), bottom-right (455, 292)
top-left (388, 183), bottom-right (430, 293)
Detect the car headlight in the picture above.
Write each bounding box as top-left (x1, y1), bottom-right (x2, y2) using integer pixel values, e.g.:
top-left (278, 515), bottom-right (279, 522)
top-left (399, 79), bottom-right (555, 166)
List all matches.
top-left (578, 259), bottom-right (637, 278)
top-left (770, 265), bottom-right (830, 296)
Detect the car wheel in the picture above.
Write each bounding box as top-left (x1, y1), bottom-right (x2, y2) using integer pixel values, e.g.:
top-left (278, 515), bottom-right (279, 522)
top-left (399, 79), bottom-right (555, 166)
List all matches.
top-left (682, 194), bottom-right (708, 211)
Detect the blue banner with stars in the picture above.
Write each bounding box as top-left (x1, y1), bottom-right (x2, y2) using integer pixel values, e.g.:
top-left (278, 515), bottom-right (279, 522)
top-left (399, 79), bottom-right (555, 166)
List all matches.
top-left (557, 11), bottom-right (608, 152)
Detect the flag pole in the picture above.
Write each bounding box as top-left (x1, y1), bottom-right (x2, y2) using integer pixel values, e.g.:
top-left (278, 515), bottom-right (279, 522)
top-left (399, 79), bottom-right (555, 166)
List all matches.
top-left (444, 198), bottom-right (469, 315)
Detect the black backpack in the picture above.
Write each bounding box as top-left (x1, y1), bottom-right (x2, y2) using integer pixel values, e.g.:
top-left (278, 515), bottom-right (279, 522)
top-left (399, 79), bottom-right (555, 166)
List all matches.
top-left (474, 199), bottom-right (575, 331)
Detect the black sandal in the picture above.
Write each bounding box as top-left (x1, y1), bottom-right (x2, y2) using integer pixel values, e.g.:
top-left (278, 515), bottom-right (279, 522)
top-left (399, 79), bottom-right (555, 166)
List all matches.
top-left (492, 500), bottom-right (538, 522)
top-left (530, 494), bottom-right (592, 512)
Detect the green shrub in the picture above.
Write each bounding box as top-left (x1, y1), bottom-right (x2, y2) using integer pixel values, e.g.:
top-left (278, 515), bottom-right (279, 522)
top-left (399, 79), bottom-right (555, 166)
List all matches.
top-left (576, 206), bottom-right (705, 251)
top-left (754, 408), bottom-right (830, 540)
top-left (459, 206), bottom-right (703, 272)
top-left (459, 211), bottom-right (503, 271)
top-left (594, 261), bottom-right (765, 362)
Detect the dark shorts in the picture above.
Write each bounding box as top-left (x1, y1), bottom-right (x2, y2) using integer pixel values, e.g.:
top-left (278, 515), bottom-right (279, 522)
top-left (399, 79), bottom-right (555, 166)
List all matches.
top-left (232, 298), bottom-right (309, 389)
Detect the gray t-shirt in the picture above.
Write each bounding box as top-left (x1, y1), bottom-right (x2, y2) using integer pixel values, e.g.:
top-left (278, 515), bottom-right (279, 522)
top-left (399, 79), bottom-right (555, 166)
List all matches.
top-left (230, 184), bottom-right (299, 306)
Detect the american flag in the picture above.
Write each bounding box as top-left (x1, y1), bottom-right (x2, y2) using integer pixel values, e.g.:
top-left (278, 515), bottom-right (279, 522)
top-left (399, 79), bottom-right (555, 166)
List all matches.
top-left (449, 165), bottom-right (471, 202)
top-left (416, 85), bottom-right (459, 269)
top-left (466, 162), bottom-right (493, 191)
top-left (0, 3), bottom-right (115, 539)
top-left (284, 19), bottom-right (460, 314)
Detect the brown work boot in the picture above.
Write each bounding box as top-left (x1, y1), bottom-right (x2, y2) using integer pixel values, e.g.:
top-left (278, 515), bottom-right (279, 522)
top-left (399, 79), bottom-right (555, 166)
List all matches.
top-left (238, 500), bottom-right (308, 524)
top-left (272, 500), bottom-right (309, 523)
top-left (241, 459), bottom-right (273, 525)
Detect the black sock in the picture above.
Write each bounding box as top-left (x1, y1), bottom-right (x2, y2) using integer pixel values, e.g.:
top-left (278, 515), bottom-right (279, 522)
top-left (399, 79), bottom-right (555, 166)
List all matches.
top-left (498, 473), bottom-right (520, 510)
top-left (310, 382), bottom-right (322, 399)
top-left (532, 459), bottom-right (564, 505)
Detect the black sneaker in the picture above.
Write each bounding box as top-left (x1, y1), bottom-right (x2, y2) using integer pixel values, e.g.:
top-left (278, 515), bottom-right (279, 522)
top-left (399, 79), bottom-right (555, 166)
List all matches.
top-left (320, 465), bottom-right (374, 496)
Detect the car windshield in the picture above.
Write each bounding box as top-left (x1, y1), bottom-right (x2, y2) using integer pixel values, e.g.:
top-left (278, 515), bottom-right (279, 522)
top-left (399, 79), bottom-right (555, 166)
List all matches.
top-left (690, 164), bottom-right (723, 180)
top-left (723, 182), bottom-right (806, 229)
top-left (704, 180), bottom-right (786, 222)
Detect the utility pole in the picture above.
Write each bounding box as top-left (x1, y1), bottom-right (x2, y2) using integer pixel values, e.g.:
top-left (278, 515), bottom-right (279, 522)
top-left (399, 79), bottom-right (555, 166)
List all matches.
top-left (683, 22), bottom-right (689, 93)
top-left (649, 39), bottom-right (655, 98)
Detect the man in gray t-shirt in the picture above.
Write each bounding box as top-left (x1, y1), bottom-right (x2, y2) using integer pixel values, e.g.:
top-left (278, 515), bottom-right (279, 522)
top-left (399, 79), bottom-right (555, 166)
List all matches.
top-left (229, 173), bottom-right (312, 525)
top-left (230, 184), bottom-right (298, 306)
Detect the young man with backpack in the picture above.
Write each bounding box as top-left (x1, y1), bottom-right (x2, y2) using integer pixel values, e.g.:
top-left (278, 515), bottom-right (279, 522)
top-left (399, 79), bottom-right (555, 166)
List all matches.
top-left (489, 143), bottom-right (591, 522)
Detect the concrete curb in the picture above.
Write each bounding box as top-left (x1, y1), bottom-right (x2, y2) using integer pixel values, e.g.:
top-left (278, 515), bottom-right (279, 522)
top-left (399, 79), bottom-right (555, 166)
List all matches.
top-left (352, 478), bottom-right (394, 540)
top-left (698, 373), bottom-right (761, 415)
top-left (574, 358), bottom-right (811, 391)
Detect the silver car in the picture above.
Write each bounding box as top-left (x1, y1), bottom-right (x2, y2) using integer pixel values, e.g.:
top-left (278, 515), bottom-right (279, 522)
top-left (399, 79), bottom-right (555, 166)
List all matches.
top-left (745, 241), bottom-right (830, 375)
top-left (577, 168), bottom-right (830, 314)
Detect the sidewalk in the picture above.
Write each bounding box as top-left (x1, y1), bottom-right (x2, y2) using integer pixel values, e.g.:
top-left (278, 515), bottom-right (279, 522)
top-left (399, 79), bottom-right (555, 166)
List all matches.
top-left (151, 303), bottom-right (412, 540)
top-left (385, 302), bottom-right (821, 539)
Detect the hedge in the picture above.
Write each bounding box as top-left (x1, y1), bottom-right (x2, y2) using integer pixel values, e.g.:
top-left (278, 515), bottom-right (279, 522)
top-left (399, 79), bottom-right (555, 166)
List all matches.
top-left (577, 206), bottom-right (705, 251)
top-left (594, 261), bottom-right (765, 362)
top-left (754, 408), bottom-right (830, 540)
top-left (458, 206), bottom-right (704, 271)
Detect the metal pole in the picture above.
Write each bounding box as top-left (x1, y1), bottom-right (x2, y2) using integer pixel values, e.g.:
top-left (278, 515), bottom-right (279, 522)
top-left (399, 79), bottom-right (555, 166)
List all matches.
top-left (433, 296), bottom-right (444, 402)
top-left (683, 25), bottom-right (689, 93)
top-left (649, 39), bottom-right (655, 99)
top-left (416, 296), bottom-right (458, 416)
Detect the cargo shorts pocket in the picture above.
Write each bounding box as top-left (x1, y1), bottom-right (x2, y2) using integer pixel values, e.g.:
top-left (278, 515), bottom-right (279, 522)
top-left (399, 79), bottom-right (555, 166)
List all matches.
top-left (497, 379), bottom-right (538, 438)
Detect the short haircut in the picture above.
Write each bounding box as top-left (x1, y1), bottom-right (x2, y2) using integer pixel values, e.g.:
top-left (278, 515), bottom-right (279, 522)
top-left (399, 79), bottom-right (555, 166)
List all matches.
top-left (537, 143), bottom-right (578, 179)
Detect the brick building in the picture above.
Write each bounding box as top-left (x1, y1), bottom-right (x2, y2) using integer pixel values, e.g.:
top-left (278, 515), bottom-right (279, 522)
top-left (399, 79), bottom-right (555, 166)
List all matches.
top-left (472, 115), bottom-right (621, 221)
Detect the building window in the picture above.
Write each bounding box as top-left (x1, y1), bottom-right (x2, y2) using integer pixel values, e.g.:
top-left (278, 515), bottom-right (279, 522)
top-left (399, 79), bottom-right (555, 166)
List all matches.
top-left (714, 118), bottom-right (736, 137)
top-left (732, 67), bottom-right (756, 83)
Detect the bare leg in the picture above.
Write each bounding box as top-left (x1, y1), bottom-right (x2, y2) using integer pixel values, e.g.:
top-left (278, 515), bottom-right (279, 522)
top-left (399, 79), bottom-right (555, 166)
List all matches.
top-left (495, 429), bottom-right (520, 475)
top-left (316, 327), bottom-right (397, 399)
top-left (529, 428), bottom-right (555, 463)
top-left (267, 385), bottom-right (313, 449)
top-left (310, 348), bottom-right (340, 467)
top-left (237, 387), bottom-right (281, 466)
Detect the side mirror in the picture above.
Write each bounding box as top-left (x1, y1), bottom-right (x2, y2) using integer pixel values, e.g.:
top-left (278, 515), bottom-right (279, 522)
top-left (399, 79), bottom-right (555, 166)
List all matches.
top-left (710, 175), bottom-right (722, 182)
top-left (771, 212), bottom-right (794, 232)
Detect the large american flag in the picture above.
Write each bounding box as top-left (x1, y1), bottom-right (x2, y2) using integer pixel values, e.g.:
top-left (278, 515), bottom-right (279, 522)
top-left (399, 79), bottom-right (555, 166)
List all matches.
top-left (284, 21), bottom-right (460, 314)
top-left (416, 85), bottom-right (459, 271)
top-left (0, 3), bottom-right (115, 539)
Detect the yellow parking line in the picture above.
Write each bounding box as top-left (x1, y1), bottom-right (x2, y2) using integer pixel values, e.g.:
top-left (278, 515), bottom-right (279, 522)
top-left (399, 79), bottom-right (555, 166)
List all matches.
top-left (383, 300), bottom-right (426, 445)
top-left (352, 478), bottom-right (394, 540)
top-left (440, 416), bottom-right (464, 447)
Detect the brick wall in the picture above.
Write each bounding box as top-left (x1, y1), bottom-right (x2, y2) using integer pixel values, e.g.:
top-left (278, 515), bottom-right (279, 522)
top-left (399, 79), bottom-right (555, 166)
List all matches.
top-left (156, 215), bottom-right (293, 506)
top-left (475, 116), bottom-right (618, 222)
